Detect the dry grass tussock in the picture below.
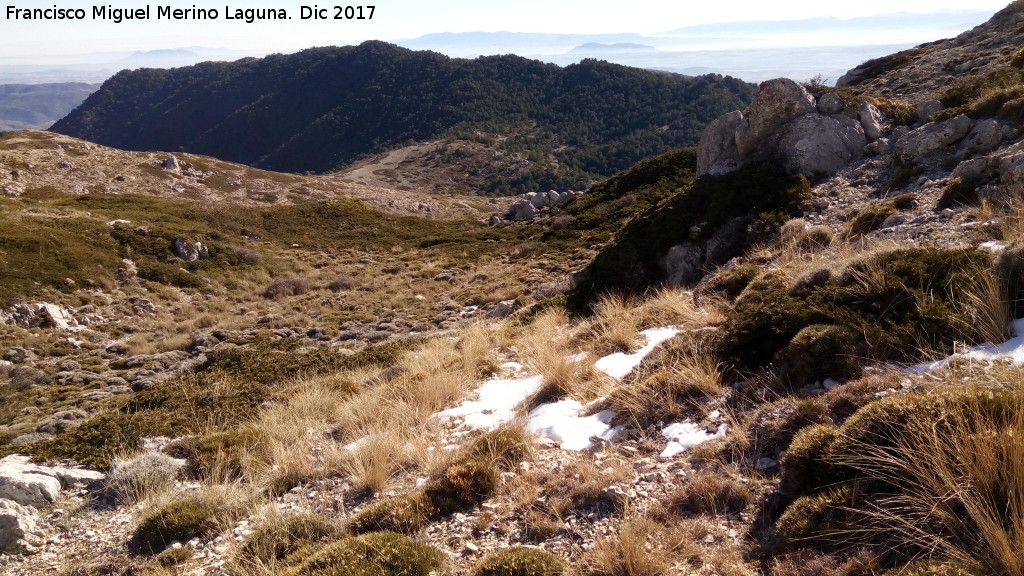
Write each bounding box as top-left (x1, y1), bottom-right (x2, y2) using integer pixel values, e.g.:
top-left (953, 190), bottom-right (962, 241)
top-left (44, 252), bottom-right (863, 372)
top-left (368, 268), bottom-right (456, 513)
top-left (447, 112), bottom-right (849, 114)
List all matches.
top-left (633, 286), bottom-right (727, 331)
top-left (254, 323), bottom-right (498, 492)
top-left (582, 515), bottom-right (753, 576)
top-left (837, 384), bottom-right (1024, 576)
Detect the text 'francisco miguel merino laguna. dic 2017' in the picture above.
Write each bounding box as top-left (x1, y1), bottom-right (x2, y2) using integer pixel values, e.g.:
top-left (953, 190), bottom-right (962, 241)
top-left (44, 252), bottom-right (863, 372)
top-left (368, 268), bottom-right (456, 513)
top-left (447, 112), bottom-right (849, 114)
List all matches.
top-left (4, 5), bottom-right (306, 23)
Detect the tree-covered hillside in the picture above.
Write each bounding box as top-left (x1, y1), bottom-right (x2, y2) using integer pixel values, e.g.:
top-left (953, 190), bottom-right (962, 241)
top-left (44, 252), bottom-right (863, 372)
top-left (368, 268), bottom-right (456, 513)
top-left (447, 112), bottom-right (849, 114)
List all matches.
top-left (52, 41), bottom-right (755, 194)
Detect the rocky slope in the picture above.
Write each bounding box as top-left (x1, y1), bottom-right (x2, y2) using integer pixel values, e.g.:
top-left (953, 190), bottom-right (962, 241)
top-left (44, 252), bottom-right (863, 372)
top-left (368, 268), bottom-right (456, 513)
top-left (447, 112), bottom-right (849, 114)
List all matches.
top-left (4, 4), bottom-right (1024, 576)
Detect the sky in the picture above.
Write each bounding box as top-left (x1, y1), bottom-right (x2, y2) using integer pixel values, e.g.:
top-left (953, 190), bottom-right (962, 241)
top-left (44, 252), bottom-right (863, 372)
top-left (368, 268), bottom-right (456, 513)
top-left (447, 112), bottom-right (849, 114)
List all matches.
top-left (0, 0), bottom-right (1013, 64)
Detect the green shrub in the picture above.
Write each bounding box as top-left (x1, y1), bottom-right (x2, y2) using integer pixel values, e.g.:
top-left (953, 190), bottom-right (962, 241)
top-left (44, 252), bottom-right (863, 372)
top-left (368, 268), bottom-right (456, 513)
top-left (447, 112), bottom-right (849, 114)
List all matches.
top-left (846, 203), bottom-right (897, 237)
top-left (164, 428), bottom-right (269, 480)
top-left (719, 248), bottom-right (999, 374)
top-left (695, 262), bottom-right (761, 301)
top-left (348, 494), bottom-right (433, 535)
top-left (775, 324), bottom-right (863, 386)
top-left (937, 176), bottom-right (980, 209)
top-left (156, 546), bottom-right (192, 566)
top-left (422, 457), bottom-right (499, 515)
top-left (469, 428), bottom-right (533, 470)
top-left (241, 513), bottom-right (338, 565)
top-left (285, 531), bottom-right (445, 576)
top-left (779, 424), bottom-right (840, 497)
top-left (773, 487), bottom-right (857, 551)
top-left (128, 498), bottom-right (216, 554)
top-left (472, 547), bottom-right (566, 576)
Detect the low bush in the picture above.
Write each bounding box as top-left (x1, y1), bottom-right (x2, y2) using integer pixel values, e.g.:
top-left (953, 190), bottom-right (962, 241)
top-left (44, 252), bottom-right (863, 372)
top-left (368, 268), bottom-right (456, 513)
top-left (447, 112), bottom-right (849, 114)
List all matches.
top-left (347, 494), bottom-right (434, 535)
top-left (106, 451), bottom-right (183, 504)
top-left (422, 456), bottom-right (499, 515)
top-left (846, 203), bottom-right (897, 237)
top-left (283, 531), bottom-right (445, 576)
top-left (778, 424), bottom-right (840, 498)
top-left (472, 546), bottom-right (566, 576)
top-left (240, 513), bottom-right (339, 565)
top-left (469, 427), bottom-right (533, 470)
top-left (775, 324), bottom-right (864, 386)
top-left (128, 498), bottom-right (216, 554)
top-left (263, 277), bottom-right (311, 299)
top-left (165, 428), bottom-right (269, 480)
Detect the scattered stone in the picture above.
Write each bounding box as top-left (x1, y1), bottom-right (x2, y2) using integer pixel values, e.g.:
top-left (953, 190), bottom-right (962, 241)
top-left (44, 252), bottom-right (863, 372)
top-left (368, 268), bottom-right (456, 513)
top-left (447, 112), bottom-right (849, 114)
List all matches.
top-left (0, 499), bottom-right (45, 555)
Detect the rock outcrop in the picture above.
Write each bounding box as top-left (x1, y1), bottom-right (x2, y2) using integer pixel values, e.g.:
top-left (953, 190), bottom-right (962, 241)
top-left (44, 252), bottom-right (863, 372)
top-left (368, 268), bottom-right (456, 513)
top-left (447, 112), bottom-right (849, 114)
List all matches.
top-left (697, 79), bottom-right (876, 178)
top-left (0, 499), bottom-right (45, 555)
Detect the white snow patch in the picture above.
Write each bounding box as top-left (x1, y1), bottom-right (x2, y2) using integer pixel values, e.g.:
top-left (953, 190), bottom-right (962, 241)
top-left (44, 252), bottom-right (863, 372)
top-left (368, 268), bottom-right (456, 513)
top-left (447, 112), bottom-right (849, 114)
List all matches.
top-left (980, 240), bottom-right (1007, 253)
top-left (909, 318), bottom-right (1024, 373)
top-left (526, 400), bottom-right (626, 451)
top-left (659, 422), bottom-right (728, 458)
top-left (436, 375), bottom-right (543, 430)
top-left (501, 361), bottom-right (524, 371)
top-left (595, 327), bottom-right (680, 380)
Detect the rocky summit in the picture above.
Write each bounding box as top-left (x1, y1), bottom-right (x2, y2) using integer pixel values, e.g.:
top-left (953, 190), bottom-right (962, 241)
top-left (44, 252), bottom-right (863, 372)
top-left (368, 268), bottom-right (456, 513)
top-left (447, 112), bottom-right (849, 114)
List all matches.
top-left (4, 3), bottom-right (1024, 576)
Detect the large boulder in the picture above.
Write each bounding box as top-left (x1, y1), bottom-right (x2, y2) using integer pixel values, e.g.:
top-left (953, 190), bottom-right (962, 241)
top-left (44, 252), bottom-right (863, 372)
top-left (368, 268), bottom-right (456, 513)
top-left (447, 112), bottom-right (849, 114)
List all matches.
top-left (697, 111), bottom-right (744, 176)
top-left (734, 79), bottom-right (818, 158)
top-left (0, 499), bottom-right (45, 555)
top-left (770, 114), bottom-right (868, 176)
top-left (894, 114), bottom-right (973, 161)
top-left (697, 77), bottom-right (872, 178)
top-left (0, 455), bottom-right (62, 507)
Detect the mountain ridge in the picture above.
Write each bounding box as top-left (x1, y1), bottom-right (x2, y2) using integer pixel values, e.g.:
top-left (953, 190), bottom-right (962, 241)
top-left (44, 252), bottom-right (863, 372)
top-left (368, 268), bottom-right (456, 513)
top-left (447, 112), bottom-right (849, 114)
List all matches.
top-left (51, 41), bottom-right (755, 194)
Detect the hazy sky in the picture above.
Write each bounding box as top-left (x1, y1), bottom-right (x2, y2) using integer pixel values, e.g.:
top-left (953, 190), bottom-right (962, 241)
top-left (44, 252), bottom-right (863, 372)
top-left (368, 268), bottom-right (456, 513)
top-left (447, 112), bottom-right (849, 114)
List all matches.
top-left (0, 0), bottom-right (1012, 63)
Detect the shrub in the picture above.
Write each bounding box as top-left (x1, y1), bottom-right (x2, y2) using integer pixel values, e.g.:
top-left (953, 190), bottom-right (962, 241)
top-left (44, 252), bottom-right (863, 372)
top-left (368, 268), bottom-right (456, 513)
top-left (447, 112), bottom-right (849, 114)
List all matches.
top-left (348, 494), bottom-right (433, 535)
top-left (240, 513), bottom-right (338, 565)
top-left (937, 176), bottom-right (980, 209)
top-left (156, 546), bottom-right (192, 566)
top-left (846, 203), bottom-right (897, 237)
top-left (472, 547), bottom-right (566, 576)
top-left (670, 470), bottom-right (751, 516)
top-left (128, 498), bottom-right (216, 554)
top-left (775, 324), bottom-right (863, 386)
top-left (695, 262), bottom-right (761, 302)
top-left (106, 451), bottom-right (183, 504)
top-left (285, 531), bottom-right (445, 576)
top-left (773, 487), bottom-right (857, 552)
top-left (164, 428), bottom-right (269, 480)
top-left (469, 427), bottom-right (533, 470)
top-left (778, 424), bottom-right (840, 498)
top-left (263, 277), bottom-right (311, 299)
top-left (422, 456), bottom-right (499, 515)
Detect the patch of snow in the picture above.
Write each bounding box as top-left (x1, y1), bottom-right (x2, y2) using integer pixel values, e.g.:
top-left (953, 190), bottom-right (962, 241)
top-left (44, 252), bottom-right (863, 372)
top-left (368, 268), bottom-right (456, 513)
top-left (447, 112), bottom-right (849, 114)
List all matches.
top-left (436, 375), bottom-right (543, 430)
top-left (659, 422), bottom-right (728, 458)
top-left (909, 318), bottom-right (1024, 373)
top-left (501, 362), bottom-right (524, 371)
top-left (980, 240), bottom-right (1007, 253)
top-left (526, 400), bottom-right (626, 451)
top-left (595, 327), bottom-right (680, 380)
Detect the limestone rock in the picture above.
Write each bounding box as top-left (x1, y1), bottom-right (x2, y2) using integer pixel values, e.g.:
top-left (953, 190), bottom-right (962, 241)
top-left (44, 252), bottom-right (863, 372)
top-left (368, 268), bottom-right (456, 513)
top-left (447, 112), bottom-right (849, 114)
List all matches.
top-left (958, 118), bottom-right (1019, 156)
top-left (895, 114), bottom-right (973, 160)
top-left (771, 114), bottom-right (867, 176)
top-left (858, 101), bottom-right (887, 141)
top-left (662, 243), bottom-right (704, 286)
top-left (735, 79), bottom-right (817, 158)
top-left (162, 157), bottom-right (179, 171)
top-left (507, 199), bottom-right (538, 221)
top-left (0, 499), bottom-right (45, 555)
top-left (916, 100), bottom-right (943, 123)
top-left (696, 111), bottom-right (744, 176)
top-left (0, 455), bottom-right (62, 507)
top-left (172, 239), bottom-right (209, 262)
top-left (817, 92), bottom-right (845, 115)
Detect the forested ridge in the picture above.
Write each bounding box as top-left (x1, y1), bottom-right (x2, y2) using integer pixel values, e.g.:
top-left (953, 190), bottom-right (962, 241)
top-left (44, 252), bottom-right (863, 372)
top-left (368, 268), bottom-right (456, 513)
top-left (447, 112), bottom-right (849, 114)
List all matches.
top-left (52, 41), bottom-right (755, 194)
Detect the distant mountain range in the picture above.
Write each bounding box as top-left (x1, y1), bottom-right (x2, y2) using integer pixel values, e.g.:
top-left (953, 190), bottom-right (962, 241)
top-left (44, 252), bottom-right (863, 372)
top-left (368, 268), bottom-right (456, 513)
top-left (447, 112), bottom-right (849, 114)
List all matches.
top-left (0, 83), bottom-right (100, 130)
top-left (51, 41), bottom-right (755, 193)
